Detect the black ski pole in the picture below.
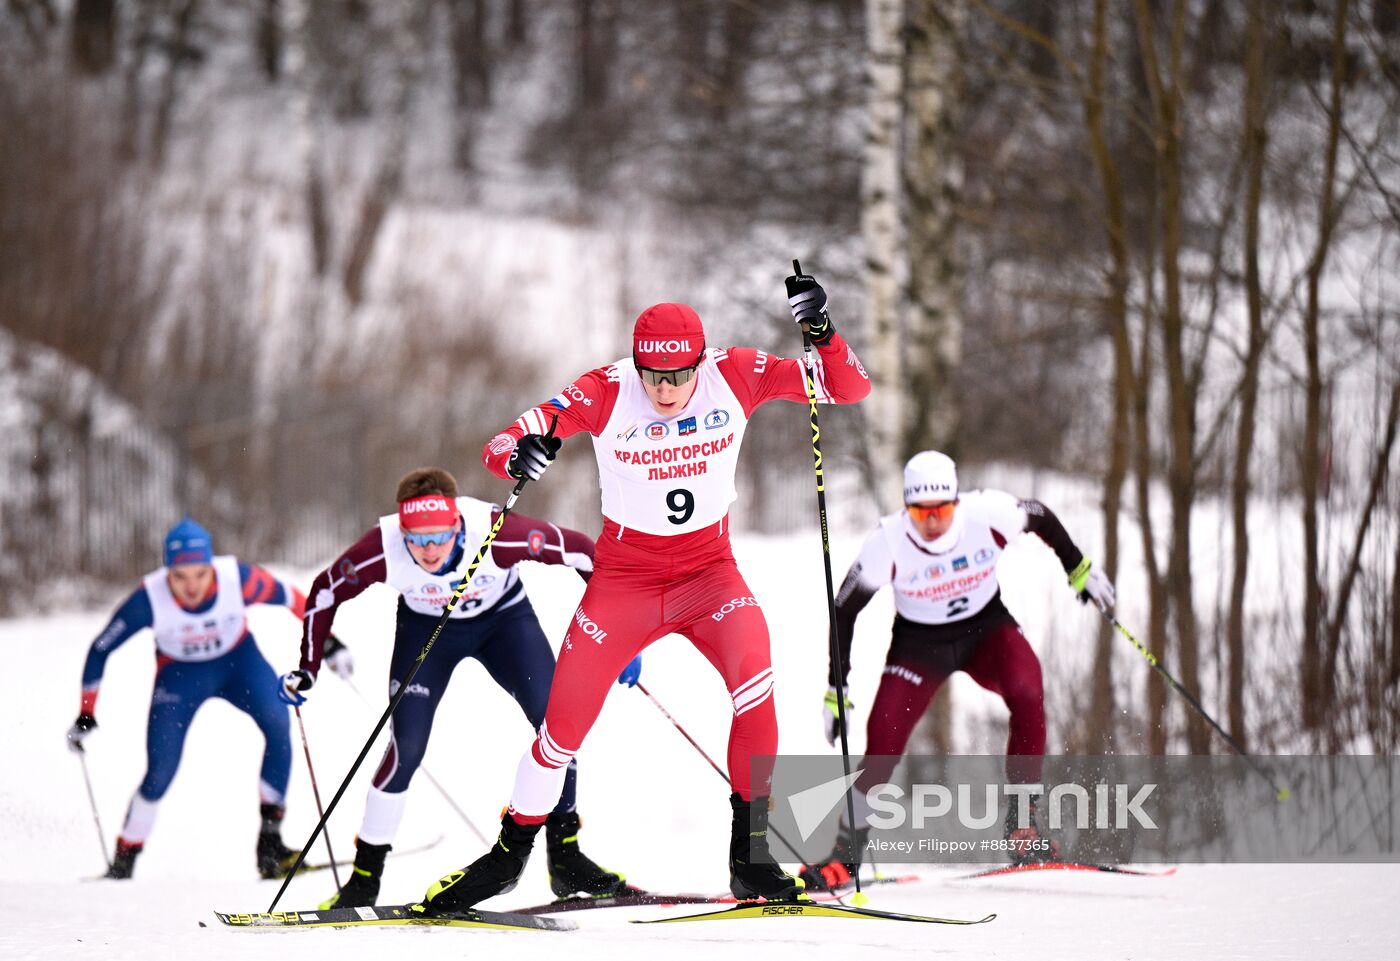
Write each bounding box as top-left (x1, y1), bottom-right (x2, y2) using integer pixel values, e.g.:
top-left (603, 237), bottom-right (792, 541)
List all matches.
top-left (268, 416), bottom-right (559, 911)
top-left (342, 676), bottom-right (489, 846)
top-left (294, 706), bottom-right (342, 890)
top-left (1093, 603), bottom-right (1290, 801)
top-left (74, 746), bottom-right (112, 871)
top-left (789, 259), bottom-right (866, 905)
top-left (634, 682), bottom-right (805, 863)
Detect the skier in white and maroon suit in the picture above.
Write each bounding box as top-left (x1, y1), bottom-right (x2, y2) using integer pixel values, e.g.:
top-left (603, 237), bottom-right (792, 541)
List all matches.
top-left (799, 451), bottom-right (1118, 888)
top-left (417, 270), bottom-right (871, 915)
top-left (280, 467), bottom-right (639, 908)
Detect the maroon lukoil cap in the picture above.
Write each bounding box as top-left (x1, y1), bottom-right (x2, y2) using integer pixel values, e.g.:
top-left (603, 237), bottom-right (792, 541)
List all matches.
top-left (632, 303), bottom-right (705, 369)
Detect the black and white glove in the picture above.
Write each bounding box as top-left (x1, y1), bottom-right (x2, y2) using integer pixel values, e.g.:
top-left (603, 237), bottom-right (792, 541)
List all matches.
top-left (785, 268), bottom-right (834, 345)
top-left (507, 433), bottom-right (562, 482)
top-left (322, 633), bottom-right (354, 680)
top-left (278, 670), bottom-right (313, 706)
top-left (67, 713), bottom-right (98, 754)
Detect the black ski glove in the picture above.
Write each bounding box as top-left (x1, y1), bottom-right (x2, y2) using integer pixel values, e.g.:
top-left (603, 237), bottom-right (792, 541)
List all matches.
top-left (67, 713), bottom-right (98, 753)
top-left (507, 433), bottom-right (563, 482)
top-left (785, 266), bottom-right (835, 346)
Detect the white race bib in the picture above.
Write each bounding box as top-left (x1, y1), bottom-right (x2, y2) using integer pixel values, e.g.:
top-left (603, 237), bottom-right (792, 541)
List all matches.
top-left (379, 496), bottom-right (519, 618)
top-left (591, 351), bottom-right (749, 535)
top-left (145, 556), bottom-right (248, 662)
top-left (882, 491), bottom-right (1025, 624)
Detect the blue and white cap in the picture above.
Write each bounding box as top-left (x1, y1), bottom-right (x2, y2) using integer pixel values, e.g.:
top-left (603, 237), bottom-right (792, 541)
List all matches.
top-left (164, 517), bottom-right (213, 567)
top-left (903, 451), bottom-right (958, 504)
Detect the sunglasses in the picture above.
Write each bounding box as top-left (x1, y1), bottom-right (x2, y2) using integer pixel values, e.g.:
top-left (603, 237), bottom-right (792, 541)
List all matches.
top-left (403, 530), bottom-right (455, 548)
top-left (906, 501), bottom-right (957, 522)
top-left (637, 364), bottom-right (700, 387)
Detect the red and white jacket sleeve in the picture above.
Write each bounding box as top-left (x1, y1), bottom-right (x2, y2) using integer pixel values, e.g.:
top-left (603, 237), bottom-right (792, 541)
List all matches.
top-left (299, 527), bottom-right (388, 677)
top-left (715, 330), bottom-right (871, 415)
top-left (482, 367), bottom-right (618, 480)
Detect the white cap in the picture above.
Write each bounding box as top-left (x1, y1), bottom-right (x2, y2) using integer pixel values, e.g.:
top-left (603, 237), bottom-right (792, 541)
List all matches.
top-left (903, 450), bottom-right (958, 503)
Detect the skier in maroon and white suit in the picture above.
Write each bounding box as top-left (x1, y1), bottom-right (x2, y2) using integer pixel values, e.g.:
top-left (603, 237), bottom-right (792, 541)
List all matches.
top-left (799, 450), bottom-right (1117, 889)
top-left (417, 269), bottom-right (870, 915)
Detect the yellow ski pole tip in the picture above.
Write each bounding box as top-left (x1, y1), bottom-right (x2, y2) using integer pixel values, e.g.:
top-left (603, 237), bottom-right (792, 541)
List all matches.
top-left (1277, 788), bottom-right (1291, 802)
top-left (850, 890), bottom-right (869, 907)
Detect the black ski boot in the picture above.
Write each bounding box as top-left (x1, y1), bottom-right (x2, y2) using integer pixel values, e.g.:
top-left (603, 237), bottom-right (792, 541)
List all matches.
top-left (256, 803), bottom-right (301, 879)
top-left (1005, 795), bottom-right (1060, 865)
top-left (416, 813), bottom-right (540, 917)
top-left (545, 811), bottom-right (630, 898)
top-left (728, 793), bottom-right (804, 902)
top-left (104, 838), bottom-right (142, 880)
top-left (319, 839), bottom-right (392, 909)
top-left (798, 822), bottom-right (868, 892)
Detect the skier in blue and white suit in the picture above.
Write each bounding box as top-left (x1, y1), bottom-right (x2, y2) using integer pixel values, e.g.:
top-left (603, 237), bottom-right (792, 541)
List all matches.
top-left (66, 518), bottom-right (346, 880)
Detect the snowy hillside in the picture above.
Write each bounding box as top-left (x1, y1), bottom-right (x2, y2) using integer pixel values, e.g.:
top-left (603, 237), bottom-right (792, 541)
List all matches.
top-left (3, 535), bottom-right (1397, 960)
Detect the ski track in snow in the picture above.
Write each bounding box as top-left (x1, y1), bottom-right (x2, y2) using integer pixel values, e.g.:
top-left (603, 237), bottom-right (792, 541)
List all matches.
top-left (3, 537), bottom-right (1396, 960)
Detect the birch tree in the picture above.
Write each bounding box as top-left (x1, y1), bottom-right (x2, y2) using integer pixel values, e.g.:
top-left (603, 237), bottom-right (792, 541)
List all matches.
top-left (862, 0), bottom-right (907, 504)
top-left (902, 0), bottom-right (963, 457)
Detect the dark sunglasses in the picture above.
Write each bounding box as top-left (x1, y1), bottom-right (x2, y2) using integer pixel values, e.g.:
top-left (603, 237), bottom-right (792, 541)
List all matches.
top-left (403, 530), bottom-right (455, 547)
top-left (637, 364), bottom-right (700, 387)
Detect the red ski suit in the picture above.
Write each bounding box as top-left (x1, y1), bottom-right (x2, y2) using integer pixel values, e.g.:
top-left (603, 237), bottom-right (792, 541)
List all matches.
top-left (483, 336), bottom-right (870, 815)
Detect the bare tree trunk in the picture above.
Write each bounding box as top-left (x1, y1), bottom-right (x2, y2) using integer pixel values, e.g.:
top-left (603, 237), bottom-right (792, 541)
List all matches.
top-left (344, 1), bottom-right (423, 306)
top-left (337, 0), bottom-right (372, 119)
top-left (1133, 295), bottom-right (1170, 753)
top-left (257, 0), bottom-right (283, 80)
top-left (507, 0), bottom-right (528, 49)
top-left (70, 0), bottom-right (116, 75)
top-left (150, 0), bottom-right (202, 169)
top-left (1134, 0), bottom-right (1206, 753)
top-left (448, 0), bottom-right (491, 171)
top-left (1300, 0), bottom-right (1350, 733)
top-left (573, 0), bottom-right (616, 198)
top-left (713, 1), bottom-right (756, 125)
top-left (1083, 0), bottom-right (1131, 753)
top-left (284, 0), bottom-right (332, 276)
top-left (118, 2), bottom-right (157, 163)
top-left (902, 0), bottom-right (962, 457)
top-left (1321, 381), bottom-right (1400, 743)
top-left (862, 0), bottom-right (906, 503)
top-left (1391, 500), bottom-right (1400, 691)
top-left (1227, 0), bottom-right (1269, 751)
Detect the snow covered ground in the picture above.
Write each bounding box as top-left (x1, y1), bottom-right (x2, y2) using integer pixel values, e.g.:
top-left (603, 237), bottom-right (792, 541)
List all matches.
top-left (3, 535), bottom-right (1396, 959)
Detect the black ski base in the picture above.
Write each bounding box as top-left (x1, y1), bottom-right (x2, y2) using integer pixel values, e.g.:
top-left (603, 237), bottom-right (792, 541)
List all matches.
top-left (214, 902), bottom-right (575, 931)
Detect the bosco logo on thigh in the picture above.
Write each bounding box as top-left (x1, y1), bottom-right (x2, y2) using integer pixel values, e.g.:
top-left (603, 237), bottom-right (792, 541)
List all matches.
top-left (711, 595), bottom-right (759, 622)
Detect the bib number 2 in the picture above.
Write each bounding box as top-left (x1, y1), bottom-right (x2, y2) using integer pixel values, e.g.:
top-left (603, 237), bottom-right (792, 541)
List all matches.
top-left (666, 488), bottom-right (694, 525)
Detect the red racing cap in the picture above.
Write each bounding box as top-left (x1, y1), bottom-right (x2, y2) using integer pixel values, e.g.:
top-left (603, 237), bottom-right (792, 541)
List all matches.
top-left (398, 494), bottom-right (460, 530)
top-left (632, 303), bottom-right (705, 369)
